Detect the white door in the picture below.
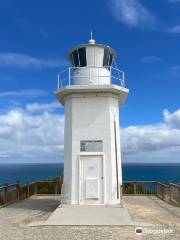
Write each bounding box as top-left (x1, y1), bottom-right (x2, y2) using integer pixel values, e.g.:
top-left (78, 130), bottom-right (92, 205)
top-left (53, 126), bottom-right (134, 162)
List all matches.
top-left (80, 155), bottom-right (104, 204)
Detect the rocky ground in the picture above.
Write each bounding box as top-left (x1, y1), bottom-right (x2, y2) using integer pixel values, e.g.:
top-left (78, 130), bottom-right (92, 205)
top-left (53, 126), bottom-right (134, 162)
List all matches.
top-left (0, 195), bottom-right (180, 240)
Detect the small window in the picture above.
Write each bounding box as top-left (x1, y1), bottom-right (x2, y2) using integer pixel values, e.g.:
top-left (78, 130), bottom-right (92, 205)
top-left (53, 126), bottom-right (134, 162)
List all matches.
top-left (71, 48), bottom-right (87, 67)
top-left (80, 140), bottom-right (103, 152)
top-left (103, 49), bottom-right (113, 70)
top-left (103, 49), bottom-right (109, 67)
top-left (78, 47), bottom-right (87, 67)
top-left (72, 50), bottom-right (79, 67)
top-left (109, 54), bottom-right (113, 66)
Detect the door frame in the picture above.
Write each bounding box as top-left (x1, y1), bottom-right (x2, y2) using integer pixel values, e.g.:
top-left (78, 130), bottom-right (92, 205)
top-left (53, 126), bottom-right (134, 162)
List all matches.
top-left (78, 152), bottom-right (105, 205)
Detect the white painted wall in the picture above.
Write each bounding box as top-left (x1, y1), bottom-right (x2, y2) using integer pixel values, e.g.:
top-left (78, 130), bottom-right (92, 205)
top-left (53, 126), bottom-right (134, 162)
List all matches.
top-left (63, 92), bottom-right (122, 205)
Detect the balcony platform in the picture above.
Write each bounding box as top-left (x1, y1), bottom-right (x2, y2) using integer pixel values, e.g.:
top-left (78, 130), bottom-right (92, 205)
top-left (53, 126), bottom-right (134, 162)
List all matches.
top-left (55, 84), bottom-right (129, 105)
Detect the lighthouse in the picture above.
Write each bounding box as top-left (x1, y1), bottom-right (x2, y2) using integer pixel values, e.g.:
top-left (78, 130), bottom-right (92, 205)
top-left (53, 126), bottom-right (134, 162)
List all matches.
top-left (55, 36), bottom-right (129, 205)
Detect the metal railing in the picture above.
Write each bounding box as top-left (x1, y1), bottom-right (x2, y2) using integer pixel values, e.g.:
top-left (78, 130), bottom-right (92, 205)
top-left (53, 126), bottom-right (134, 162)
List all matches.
top-left (57, 66), bottom-right (125, 89)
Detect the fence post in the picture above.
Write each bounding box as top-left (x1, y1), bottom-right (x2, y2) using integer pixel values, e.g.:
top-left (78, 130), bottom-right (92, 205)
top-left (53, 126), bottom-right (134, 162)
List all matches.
top-left (55, 179), bottom-right (58, 194)
top-left (27, 182), bottom-right (30, 198)
top-left (16, 180), bottom-right (20, 200)
top-left (3, 183), bottom-right (8, 204)
top-left (59, 176), bottom-right (63, 194)
top-left (169, 184), bottom-right (172, 203)
top-left (134, 181), bottom-right (137, 195)
top-left (34, 182), bottom-right (38, 195)
top-left (162, 184), bottom-right (164, 200)
top-left (155, 181), bottom-right (158, 196)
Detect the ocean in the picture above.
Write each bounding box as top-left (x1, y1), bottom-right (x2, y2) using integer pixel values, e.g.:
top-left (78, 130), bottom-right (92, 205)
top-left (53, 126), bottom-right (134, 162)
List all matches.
top-left (0, 163), bottom-right (180, 186)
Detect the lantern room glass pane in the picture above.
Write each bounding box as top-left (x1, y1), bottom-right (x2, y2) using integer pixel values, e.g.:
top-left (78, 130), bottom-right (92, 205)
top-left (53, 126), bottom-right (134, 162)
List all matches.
top-left (109, 54), bottom-right (113, 66)
top-left (103, 49), bottom-right (113, 69)
top-left (71, 48), bottom-right (87, 67)
top-left (78, 47), bottom-right (87, 67)
top-left (103, 49), bottom-right (109, 67)
top-left (72, 50), bottom-right (79, 67)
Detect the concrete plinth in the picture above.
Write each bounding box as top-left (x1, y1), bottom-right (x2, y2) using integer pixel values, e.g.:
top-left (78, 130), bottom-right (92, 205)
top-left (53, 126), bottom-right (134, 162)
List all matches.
top-left (29, 204), bottom-right (152, 226)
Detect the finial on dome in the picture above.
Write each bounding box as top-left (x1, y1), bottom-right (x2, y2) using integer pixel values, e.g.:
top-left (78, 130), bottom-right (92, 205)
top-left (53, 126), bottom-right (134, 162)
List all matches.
top-left (89, 31), bottom-right (95, 44)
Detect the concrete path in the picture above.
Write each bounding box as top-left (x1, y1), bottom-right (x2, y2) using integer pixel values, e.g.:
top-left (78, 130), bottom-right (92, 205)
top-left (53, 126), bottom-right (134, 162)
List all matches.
top-left (29, 204), bottom-right (152, 226)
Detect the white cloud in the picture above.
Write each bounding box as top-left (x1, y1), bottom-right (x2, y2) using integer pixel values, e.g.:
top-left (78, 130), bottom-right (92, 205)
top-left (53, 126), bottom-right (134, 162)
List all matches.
top-left (163, 109), bottom-right (180, 129)
top-left (0, 52), bottom-right (67, 69)
top-left (26, 101), bottom-right (62, 112)
top-left (167, 65), bottom-right (180, 77)
top-left (168, 24), bottom-right (180, 33)
top-left (168, 0), bottom-right (180, 2)
top-left (111, 0), bottom-right (156, 28)
top-left (121, 109), bottom-right (180, 163)
top-left (0, 103), bottom-right (180, 164)
top-left (0, 108), bottom-right (64, 163)
top-left (141, 56), bottom-right (162, 63)
top-left (0, 89), bottom-right (48, 98)
top-left (110, 0), bottom-right (180, 34)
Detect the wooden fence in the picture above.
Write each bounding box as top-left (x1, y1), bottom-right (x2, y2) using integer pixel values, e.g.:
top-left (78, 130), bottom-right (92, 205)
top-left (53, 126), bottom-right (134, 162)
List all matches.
top-left (156, 182), bottom-right (180, 206)
top-left (0, 178), bottom-right (180, 207)
top-left (0, 177), bottom-right (63, 207)
top-left (122, 181), bottom-right (180, 207)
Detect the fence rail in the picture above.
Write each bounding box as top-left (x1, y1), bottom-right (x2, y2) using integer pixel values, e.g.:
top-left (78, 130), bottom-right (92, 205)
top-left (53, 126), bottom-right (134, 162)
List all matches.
top-left (0, 177), bottom-right (63, 207)
top-left (156, 182), bottom-right (180, 206)
top-left (0, 179), bottom-right (180, 208)
top-left (122, 181), bottom-right (157, 195)
top-left (122, 181), bottom-right (180, 207)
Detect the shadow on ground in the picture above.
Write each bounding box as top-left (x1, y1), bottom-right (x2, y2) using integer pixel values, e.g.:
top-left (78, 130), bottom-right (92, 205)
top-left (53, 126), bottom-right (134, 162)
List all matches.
top-left (6, 196), bottom-right (60, 212)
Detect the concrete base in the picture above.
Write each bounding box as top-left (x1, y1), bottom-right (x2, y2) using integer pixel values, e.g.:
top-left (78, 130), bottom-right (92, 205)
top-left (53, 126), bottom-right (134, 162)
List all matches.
top-left (29, 204), bottom-right (152, 226)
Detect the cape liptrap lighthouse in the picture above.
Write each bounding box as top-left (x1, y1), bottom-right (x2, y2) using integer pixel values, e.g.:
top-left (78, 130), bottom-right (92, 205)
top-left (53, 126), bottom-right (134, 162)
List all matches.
top-left (55, 36), bottom-right (129, 205)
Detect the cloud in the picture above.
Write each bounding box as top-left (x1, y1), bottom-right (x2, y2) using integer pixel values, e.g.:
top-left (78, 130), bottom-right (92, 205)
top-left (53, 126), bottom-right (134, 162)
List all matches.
top-left (0, 89), bottom-right (48, 98)
top-left (168, 24), bottom-right (180, 33)
top-left (168, 0), bottom-right (180, 2)
top-left (0, 107), bottom-right (64, 163)
top-left (121, 109), bottom-right (180, 163)
top-left (26, 102), bottom-right (62, 112)
top-left (167, 65), bottom-right (180, 77)
top-left (0, 103), bottom-right (180, 163)
top-left (110, 0), bottom-right (180, 34)
top-left (141, 56), bottom-right (162, 63)
top-left (0, 52), bottom-right (67, 69)
top-left (163, 109), bottom-right (180, 129)
top-left (110, 0), bottom-right (156, 28)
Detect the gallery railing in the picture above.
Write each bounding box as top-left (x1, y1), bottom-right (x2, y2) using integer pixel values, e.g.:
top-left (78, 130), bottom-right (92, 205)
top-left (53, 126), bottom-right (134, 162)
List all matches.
top-left (57, 66), bottom-right (125, 89)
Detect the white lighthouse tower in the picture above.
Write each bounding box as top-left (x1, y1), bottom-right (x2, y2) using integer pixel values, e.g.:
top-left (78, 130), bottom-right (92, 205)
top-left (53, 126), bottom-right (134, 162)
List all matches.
top-left (55, 36), bottom-right (129, 205)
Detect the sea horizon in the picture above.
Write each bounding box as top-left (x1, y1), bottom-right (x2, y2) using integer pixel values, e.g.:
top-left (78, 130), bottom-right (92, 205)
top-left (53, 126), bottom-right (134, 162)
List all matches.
top-left (0, 162), bottom-right (180, 186)
top-left (1, 162), bottom-right (180, 165)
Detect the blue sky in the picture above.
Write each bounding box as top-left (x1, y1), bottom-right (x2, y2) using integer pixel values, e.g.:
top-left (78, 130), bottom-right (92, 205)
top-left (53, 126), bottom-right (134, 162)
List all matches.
top-left (0, 0), bottom-right (180, 163)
